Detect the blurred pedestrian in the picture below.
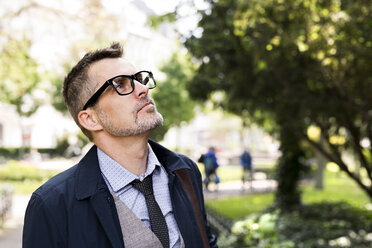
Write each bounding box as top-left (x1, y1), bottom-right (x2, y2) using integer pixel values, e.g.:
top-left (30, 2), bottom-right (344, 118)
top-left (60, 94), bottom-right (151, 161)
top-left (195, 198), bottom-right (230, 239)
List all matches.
top-left (202, 147), bottom-right (220, 191)
top-left (240, 149), bottom-right (253, 189)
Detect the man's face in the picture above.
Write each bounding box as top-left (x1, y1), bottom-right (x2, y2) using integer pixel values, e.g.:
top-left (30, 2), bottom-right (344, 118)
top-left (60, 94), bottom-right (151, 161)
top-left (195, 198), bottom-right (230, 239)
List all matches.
top-left (88, 58), bottom-right (163, 137)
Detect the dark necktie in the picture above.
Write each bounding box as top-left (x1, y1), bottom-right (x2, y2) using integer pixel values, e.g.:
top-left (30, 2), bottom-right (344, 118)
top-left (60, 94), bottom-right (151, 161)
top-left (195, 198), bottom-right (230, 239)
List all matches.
top-left (131, 173), bottom-right (169, 248)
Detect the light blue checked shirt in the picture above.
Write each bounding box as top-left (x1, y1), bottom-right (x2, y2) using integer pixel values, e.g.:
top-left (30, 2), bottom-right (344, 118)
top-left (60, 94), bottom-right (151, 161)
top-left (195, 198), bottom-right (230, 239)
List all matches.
top-left (97, 145), bottom-right (180, 248)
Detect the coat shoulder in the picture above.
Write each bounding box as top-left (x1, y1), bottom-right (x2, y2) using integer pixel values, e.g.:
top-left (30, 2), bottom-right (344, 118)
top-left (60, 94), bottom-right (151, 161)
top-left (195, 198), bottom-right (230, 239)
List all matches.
top-left (32, 164), bottom-right (78, 201)
top-left (176, 153), bottom-right (200, 172)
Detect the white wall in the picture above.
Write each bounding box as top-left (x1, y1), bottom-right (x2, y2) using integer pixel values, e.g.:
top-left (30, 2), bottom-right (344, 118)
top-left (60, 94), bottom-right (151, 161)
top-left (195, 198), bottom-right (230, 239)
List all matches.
top-left (0, 103), bottom-right (22, 147)
top-left (28, 105), bottom-right (78, 148)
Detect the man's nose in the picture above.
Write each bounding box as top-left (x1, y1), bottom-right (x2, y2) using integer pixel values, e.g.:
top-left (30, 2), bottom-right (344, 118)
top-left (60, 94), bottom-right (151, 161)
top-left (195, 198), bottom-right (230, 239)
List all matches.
top-left (133, 80), bottom-right (149, 98)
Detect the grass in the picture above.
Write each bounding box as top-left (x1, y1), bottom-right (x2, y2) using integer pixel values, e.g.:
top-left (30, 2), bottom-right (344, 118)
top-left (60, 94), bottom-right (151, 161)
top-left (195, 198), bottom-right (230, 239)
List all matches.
top-left (206, 193), bottom-right (274, 220)
top-left (206, 167), bottom-right (371, 221)
top-left (302, 170), bottom-right (370, 209)
top-left (4, 180), bottom-right (46, 194)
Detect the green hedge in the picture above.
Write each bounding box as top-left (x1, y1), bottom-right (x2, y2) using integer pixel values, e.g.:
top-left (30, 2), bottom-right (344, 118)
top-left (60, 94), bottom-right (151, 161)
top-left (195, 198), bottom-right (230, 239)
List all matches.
top-left (218, 202), bottom-right (372, 248)
top-left (0, 160), bottom-right (59, 181)
top-left (0, 147), bottom-right (64, 159)
top-left (0, 147), bottom-right (30, 159)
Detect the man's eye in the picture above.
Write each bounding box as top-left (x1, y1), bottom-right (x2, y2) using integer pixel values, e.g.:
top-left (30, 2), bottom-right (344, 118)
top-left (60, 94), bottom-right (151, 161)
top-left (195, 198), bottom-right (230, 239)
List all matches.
top-left (112, 77), bottom-right (132, 93)
top-left (112, 81), bottom-right (122, 89)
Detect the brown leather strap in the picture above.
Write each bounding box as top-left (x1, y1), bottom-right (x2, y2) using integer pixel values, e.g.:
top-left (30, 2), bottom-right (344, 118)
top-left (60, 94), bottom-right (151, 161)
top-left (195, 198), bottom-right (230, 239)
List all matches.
top-left (175, 169), bottom-right (209, 248)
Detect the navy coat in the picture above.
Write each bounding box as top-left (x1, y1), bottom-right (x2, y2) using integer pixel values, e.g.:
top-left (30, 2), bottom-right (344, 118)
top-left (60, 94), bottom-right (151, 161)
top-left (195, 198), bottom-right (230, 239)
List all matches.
top-left (23, 140), bottom-right (217, 248)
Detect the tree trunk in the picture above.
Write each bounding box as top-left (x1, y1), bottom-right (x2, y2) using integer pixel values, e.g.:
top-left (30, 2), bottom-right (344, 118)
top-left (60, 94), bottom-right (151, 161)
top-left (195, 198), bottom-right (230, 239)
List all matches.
top-left (314, 151), bottom-right (326, 190)
top-left (275, 127), bottom-right (305, 211)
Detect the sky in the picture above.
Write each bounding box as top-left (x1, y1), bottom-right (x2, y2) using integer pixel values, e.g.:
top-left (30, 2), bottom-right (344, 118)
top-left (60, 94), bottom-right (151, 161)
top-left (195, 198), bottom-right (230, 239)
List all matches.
top-left (143, 0), bottom-right (179, 14)
top-left (142, 0), bottom-right (209, 37)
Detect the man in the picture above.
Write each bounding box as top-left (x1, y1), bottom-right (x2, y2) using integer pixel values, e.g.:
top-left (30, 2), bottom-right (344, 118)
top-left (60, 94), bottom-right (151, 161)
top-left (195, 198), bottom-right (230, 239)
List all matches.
top-left (23, 43), bottom-right (217, 248)
top-left (202, 147), bottom-right (219, 191)
top-left (240, 149), bottom-right (253, 190)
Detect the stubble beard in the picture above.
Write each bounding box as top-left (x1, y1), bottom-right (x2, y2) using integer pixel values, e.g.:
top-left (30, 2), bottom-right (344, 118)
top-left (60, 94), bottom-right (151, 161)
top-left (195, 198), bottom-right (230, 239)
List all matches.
top-left (96, 98), bottom-right (164, 137)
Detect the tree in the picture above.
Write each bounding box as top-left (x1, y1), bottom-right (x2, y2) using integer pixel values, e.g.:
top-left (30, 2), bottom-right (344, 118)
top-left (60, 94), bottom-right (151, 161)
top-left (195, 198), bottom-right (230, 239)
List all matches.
top-left (150, 52), bottom-right (196, 144)
top-left (0, 38), bottom-right (43, 116)
top-left (0, 0), bottom-right (120, 115)
top-left (176, 0), bottom-right (372, 207)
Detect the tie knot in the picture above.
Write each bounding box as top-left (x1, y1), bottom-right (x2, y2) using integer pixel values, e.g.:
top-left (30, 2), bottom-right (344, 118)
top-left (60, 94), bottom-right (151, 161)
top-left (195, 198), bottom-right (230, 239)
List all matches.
top-left (131, 174), bottom-right (154, 196)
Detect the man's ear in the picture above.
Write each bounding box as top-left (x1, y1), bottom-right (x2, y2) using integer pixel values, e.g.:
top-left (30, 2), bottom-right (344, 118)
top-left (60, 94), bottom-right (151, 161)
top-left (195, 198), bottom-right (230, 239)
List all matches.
top-left (78, 109), bottom-right (103, 132)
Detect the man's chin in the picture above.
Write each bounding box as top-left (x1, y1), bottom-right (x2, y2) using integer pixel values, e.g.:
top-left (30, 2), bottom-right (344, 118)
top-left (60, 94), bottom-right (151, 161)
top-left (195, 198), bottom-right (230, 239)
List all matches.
top-left (135, 112), bottom-right (163, 133)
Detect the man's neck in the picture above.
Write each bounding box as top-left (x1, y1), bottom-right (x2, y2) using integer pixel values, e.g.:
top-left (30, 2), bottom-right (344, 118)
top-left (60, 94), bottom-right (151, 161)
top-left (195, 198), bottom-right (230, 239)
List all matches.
top-left (95, 133), bottom-right (151, 176)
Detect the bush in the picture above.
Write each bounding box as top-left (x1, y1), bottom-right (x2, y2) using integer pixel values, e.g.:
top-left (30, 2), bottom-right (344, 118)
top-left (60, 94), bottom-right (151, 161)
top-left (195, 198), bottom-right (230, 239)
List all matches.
top-left (218, 211), bottom-right (295, 248)
top-left (218, 202), bottom-right (372, 248)
top-left (0, 160), bottom-right (59, 181)
top-left (278, 202), bottom-right (372, 248)
top-left (0, 147), bottom-right (30, 159)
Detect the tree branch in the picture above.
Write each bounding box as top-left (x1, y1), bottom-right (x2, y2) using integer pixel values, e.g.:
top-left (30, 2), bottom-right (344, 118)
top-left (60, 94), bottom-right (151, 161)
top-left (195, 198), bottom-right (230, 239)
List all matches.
top-left (367, 121), bottom-right (372, 162)
top-left (301, 131), bottom-right (372, 195)
top-left (0, 1), bottom-right (84, 25)
top-left (342, 108), bottom-right (372, 181)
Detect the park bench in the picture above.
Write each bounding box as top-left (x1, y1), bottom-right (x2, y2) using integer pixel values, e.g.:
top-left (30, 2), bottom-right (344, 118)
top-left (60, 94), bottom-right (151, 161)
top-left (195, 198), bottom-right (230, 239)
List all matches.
top-left (253, 168), bottom-right (275, 180)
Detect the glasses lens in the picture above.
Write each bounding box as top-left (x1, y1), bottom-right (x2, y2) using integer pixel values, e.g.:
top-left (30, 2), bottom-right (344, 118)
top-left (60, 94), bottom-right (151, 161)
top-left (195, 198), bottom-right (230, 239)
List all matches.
top-left (136, 72), bottom-right (156, 89)
top-left (112, 76), bottom-right (133, 94)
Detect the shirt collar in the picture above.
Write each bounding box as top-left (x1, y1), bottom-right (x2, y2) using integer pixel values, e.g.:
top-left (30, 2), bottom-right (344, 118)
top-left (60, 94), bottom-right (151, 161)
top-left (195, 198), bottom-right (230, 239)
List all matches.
top-left (97, 144), bottom-right (161, 193)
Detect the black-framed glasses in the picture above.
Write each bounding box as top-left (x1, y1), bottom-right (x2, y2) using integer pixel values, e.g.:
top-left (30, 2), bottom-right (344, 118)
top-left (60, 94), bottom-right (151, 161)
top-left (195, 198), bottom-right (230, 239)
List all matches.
top-left (82, 71), bottom-right (156, 110)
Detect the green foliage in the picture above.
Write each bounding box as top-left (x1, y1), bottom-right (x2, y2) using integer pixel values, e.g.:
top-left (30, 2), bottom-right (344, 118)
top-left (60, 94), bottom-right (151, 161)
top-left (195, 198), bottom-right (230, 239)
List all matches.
top-left (278, 203), bottom-right (372, 248)
top-left (147, 12), bottom-right (177, 29)
top-left (0, 147), bottom-right (30, 159)
top-left (180, 0), bottom-right (372, 205)
top-left (0, 37), bottom-right (43, 116)
top-left (218, 203), bottom-right (372, 248)
top-left (0, 160), bottom-right (59, 181)
top-left (150, 52), bottom-right (196, 141)
top-left (219, 211), bottom-right (295, 248)
top-left (54, 135), bottom-right (70, 157)
top-left (53, 133), bottom-right (89, 157)
top-left (48, 69), bottom-right (68, 114)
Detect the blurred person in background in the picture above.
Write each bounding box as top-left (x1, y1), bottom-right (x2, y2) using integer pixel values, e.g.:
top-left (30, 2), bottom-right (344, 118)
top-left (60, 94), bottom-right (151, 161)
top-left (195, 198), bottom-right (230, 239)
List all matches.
top-left (202, 147), bottom-right (220, 191)
top-left (240, 149), bottom-right (253, 190)
top-left (23, 43), bottom-right (217, 248)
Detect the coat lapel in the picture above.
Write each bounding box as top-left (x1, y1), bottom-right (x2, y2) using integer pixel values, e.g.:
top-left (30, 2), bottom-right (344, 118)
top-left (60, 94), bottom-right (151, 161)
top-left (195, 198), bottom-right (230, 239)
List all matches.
top-left (90, 189), bottom-right (123, 248)
top-left (75, 145), bottom-right (123, 248)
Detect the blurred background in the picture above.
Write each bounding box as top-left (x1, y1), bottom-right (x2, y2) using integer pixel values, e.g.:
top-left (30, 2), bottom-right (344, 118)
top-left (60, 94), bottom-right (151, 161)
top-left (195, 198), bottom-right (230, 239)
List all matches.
top-left (0, 0), bottom-right (371, 247)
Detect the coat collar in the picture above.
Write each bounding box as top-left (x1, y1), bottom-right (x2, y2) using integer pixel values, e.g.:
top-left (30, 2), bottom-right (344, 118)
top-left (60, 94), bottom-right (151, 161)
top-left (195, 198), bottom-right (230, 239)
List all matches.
top-left (148, 139), bottom-right (191, 173)
top-left (75, 140), bottom-right (191, 200)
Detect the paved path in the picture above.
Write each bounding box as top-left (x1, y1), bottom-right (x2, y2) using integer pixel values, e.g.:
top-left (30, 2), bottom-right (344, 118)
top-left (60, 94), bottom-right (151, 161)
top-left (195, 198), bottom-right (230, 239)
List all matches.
top-left (203, 179), bottom-right (277, 200)
top-left (0, 194), bottom-right (30, 248)
top-left (0, 180), bottom-right (276, 247)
